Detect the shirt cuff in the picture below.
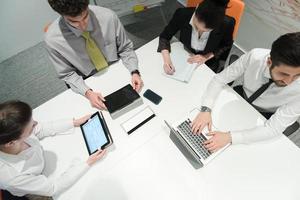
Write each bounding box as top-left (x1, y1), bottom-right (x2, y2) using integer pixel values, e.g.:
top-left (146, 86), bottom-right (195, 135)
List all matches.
top-left (49, 119), bottom-right (74, 136)
top-left (78, 84), bottom-right (91, 96)
top-left (230, 130), bottom-right (244, 144)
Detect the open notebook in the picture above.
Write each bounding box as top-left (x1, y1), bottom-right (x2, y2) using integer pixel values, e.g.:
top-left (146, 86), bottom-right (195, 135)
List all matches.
top-left (164, 42), bottom-right (198, 83)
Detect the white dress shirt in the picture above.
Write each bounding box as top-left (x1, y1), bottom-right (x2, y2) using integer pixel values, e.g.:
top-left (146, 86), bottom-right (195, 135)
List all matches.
top-left (202, 48), bottom-right (300, 144)
top-left (189, 15), bottom-right (211, 51)
top-left (0, 120), bottom-right (90, 197)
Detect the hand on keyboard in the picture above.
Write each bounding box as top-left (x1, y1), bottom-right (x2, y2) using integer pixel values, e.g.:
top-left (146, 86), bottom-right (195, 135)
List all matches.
top-left (191, 112), bottom-right (212, 134)
top-left (204, 131), bottom-right (232, 152)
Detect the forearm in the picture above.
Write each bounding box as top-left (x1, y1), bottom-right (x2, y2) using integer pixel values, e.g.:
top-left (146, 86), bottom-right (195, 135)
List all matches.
top-left (230, 125), bottom-right (281, 145)
top-left (161, 49), bottom-right (171, 62)
top-left (64, 73), bottom-right (91, 96)
top-left (201, 75), bottom-right (226, 109)
top-left (34, 119), bottom-right (74, 139)
top-left (157, 37), bottom-right (171, 52)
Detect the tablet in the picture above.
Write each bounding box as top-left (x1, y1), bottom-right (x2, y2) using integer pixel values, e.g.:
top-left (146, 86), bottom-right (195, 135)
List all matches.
top-left (80, 112), bottom-right (113, 155)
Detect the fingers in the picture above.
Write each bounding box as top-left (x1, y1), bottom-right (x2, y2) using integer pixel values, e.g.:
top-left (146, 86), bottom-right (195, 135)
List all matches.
top-left (208, 122), bottom-right (212, 132)
top-left (95, 94), bottom-right (107, 110)
top-left (191, 121), bottom-right (200, 133)
top-left (96, 93), bottom-right (105, 102)
top-left (164, 63), bottom-right (175, 75)
top-left (132, 78), bottom-right (143, 92)
top-left (96, 149), bottom-right (106, 158)
top-left (188, 55), bottom-right (206, 64)
top-left (92, 100), bottom-right (107, 110)
top-left (191, 121), bottom-right (206, 134)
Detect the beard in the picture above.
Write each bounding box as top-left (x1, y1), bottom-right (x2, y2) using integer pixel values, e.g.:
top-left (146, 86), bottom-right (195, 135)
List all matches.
top-left (273, 80), bottom-right (287, 87)
top-left (269, 68), bottom-right (287, 87)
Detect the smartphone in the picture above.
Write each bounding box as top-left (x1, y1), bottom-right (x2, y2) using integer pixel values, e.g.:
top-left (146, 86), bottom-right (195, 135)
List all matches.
top-left (143, 89), bottom-right (162, 105)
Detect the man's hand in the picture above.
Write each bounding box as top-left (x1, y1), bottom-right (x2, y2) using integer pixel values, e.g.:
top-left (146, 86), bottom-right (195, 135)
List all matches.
top-left (191, 112), bottom-right (212, 134)
top-left (86, 149), bottom-right (106, 166)
top-left (204, 131), bottom-right (232, 152)
top-left (187, 54), bottom-right (208, 65)
top-left (73, 114), bottom-right (92, 127)
top-left (131, 73), bottom-right (143, 92)
top-left (162, 49), bottom-right (175, 75)
top-left (85, 89), bottom-right (107, 110)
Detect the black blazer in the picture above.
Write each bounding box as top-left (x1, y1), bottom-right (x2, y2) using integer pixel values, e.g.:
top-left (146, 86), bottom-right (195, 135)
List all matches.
top-left (158, 7), bottom-right (235, 60)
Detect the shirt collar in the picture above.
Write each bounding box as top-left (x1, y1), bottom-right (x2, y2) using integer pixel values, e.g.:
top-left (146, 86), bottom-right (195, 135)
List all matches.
top-left (263, 54), bottom-right (272, 79)
top-left (189, 14), bottom-right (212, 35)
top-left (64, 9), bottom-right (94, 37)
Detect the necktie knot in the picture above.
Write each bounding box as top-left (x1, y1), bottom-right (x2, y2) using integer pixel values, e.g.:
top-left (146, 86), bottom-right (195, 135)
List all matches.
top-left (81, 31), bottom-right (90, 40)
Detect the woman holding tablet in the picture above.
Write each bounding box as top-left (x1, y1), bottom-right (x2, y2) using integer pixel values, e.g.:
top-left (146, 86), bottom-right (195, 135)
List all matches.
top-left (0, 101), bottom-right (106, 200)
top-left (157, 0), bottom-right (235, 73)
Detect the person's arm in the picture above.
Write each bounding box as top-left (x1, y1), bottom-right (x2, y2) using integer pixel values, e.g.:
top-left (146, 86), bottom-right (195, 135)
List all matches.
top-left (5, 149), bottom-right (105, 197)
top-left (158, 8), bottom-right (186, 74)
top-left (112, 12), bottom-right (138, 73)
top-left (5, 161), bottom-right (90, 197)
top-left (201, 50), bottom-right (250, 109)
top-left (33, 120), bottom-right (74, 140)
top-left (231, 99), bottom-right (300, 144)
top-left (192, 50), bottom-right (251, 133)
top-left (45, 46), bottom-right (91, 96)
top-left (33, 115), bottom-right (91, 140)
top-left (112, 12), bottom-right (143, 92)
top-left (212, 16), bottom-right (235, 61)
top-left (157, 8), bottom-right (184, 53)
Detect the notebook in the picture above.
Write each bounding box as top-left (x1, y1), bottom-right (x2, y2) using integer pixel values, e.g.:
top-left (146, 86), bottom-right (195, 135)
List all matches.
top-left (164, 42), bottom-right (198, 83)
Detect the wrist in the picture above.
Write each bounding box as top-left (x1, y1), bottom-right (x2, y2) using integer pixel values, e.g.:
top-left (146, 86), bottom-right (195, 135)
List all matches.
top-left (200, 106), bottom-right (211, 112)
top-left (162, 50), bottom-right (170, 61)
top-left (131, 70), bottom-right (140, 76)
top-left (85, 89), bottom-right (93, 98)
top-left (227, 131), bottom-right (232, 144)
top-left (204, 53), bottom-right (214, 60)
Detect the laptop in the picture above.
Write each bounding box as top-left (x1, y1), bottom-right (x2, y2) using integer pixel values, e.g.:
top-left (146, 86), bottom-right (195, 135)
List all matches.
top-left (164, 109), bottom-right (230, 169)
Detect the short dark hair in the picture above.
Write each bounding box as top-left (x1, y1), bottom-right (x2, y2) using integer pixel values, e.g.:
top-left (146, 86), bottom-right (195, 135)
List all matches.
top-left (195, 0), bottom-right (229, 29)
top-left (270, 32), bottom-right (300, 68)
top-left (0, 101), bottom-right (32, 145)
top-left (48, 0), bottom-right (89, 17)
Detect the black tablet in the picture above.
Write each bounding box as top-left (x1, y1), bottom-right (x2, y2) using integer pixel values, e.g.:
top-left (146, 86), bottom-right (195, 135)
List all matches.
top-left (104, 84), bottom-right (140, 114)
top-left (80, 112), bottom-right (113, 155)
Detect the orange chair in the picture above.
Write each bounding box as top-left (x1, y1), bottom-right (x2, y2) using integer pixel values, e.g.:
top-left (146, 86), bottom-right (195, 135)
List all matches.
top-left (225, 0), bottom-right (245, 39)
top-left (186, 0), bottom-right (245, 39)
top-left (186, 0), bottom-right (203, 7)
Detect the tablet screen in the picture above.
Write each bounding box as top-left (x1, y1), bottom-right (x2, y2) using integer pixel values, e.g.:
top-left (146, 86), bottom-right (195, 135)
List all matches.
top-left (81, 113), bottom-right (109, 154)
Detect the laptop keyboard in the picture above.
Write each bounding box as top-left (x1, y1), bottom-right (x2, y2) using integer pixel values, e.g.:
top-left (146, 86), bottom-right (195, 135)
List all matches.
top-left (177, 119), bottom-right (212, 159)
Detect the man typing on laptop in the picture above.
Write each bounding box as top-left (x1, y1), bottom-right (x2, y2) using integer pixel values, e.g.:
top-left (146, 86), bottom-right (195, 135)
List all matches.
top-left (192, 32), bottom-right (300, 152)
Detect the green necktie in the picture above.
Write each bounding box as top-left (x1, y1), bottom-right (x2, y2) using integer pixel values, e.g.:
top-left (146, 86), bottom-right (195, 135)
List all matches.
top-left (82, 31), bottom-right (108, 71)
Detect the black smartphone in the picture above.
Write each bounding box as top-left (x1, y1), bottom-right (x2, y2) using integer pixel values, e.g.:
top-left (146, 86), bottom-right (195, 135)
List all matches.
top-left (143, 89), bottom-right (162, 105)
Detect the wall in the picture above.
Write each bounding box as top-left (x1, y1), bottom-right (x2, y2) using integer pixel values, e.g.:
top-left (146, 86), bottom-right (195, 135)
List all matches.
top-left (0, 0), bottom-right (58, 63)
top-left (235, 0), bottom-right (300, 51)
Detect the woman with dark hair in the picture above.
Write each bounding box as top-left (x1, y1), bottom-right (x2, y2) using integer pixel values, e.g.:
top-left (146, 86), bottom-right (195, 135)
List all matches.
top-left (158, 0), bottom-right (235, 73)
top-left (0, 101), bottom-right (106, 200)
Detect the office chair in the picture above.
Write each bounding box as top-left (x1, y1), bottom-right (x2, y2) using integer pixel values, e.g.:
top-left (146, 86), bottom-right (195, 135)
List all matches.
top-left (1, 190), bottom-right (29, 200)
top-left (186, 0), bottom-right (245, 70)
top-left (187, 0), bottom-right (245, 39)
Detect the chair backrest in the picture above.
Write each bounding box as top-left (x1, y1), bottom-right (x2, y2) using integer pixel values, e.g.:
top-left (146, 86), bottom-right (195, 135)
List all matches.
top-left (185, 0), bottom-right (245, 39)
top-left (0, 190), bottom-right (2, 200)
top-left (225, 0), bottom-right (245, 39)
top-left (186, 0), bottom-right (203, 7)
